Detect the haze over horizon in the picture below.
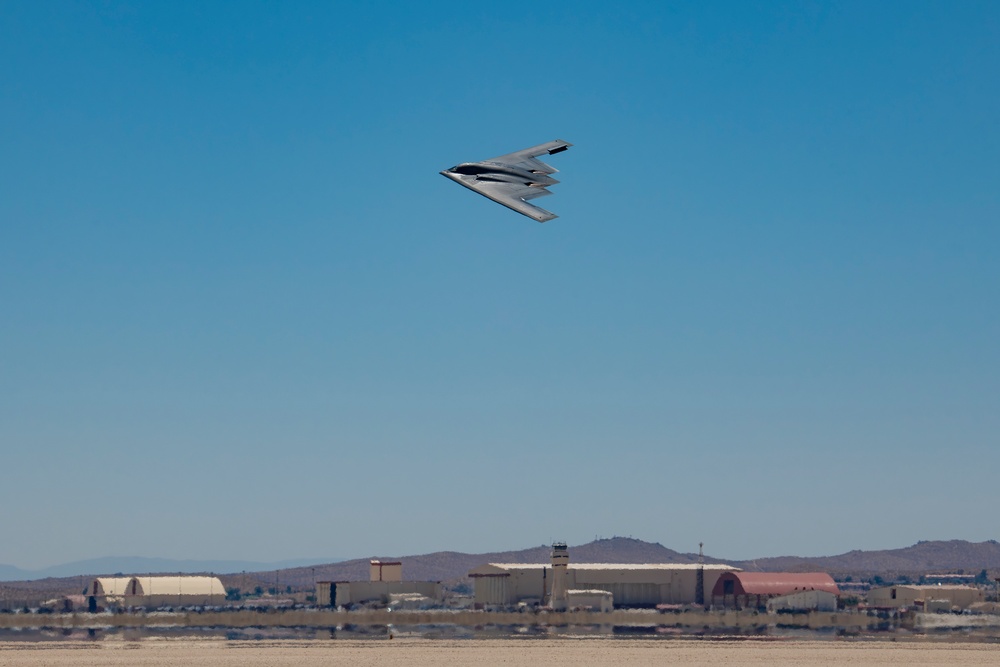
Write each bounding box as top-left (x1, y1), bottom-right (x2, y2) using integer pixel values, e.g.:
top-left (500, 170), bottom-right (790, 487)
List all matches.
top-left (4, 536), bottom-right (997, 577)
top-left (2, 2), bottom-right (997, 570)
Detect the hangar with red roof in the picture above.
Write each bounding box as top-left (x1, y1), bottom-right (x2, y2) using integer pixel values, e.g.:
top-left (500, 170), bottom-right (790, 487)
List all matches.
top-left (711, 571), bottom-right (839, 609)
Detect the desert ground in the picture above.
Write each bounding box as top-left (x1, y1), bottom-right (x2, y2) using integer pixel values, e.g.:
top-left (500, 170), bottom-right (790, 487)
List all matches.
top-left (1, 638), bottom-right (998, 666)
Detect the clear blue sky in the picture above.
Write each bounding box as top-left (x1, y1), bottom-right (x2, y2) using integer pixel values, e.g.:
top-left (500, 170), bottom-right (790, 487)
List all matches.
top-left (1, 1), bottom-right (998, 569)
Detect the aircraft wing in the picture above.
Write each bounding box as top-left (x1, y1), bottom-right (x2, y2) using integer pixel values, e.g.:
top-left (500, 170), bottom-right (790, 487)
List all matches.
top-left (486, 139), bottom-right (573, 174)
top-left (450, 177), bottom-right (558, 223)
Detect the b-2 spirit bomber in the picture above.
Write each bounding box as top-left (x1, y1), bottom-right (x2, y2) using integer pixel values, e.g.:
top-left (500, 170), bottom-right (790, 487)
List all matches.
top-left (440, 140), bottom-right (572, 222)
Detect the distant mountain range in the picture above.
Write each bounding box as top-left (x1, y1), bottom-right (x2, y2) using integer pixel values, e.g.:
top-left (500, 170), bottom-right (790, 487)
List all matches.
top-left (227, 537), bottom-right (1000, 590)
top-left (4, 538), bottom-right (1000, 594)
top-left (0, 556), bottom-right (342, 582)
top-left (241, 538), bottom-right (710, 590)
top-left (735, 539), bottom-right (1000, 576)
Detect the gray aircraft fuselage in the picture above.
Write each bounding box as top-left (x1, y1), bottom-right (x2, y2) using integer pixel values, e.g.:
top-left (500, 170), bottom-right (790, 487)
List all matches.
top-left (446, 162), bottom-right (559, 187)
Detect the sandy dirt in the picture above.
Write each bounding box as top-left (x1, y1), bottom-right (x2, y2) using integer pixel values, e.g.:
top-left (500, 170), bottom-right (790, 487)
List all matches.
top-left (0, 638), bottom-right (998, 666)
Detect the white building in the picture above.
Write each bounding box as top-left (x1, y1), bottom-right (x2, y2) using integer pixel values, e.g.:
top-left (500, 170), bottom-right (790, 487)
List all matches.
top-left (567, 589), bottom-right (614, 612)
top-left (766, 590), bottom-right (838, 613)
top-left (87, 576), bottom-right (225, 610)
top-left (124, 576), bottom-right (226, 607)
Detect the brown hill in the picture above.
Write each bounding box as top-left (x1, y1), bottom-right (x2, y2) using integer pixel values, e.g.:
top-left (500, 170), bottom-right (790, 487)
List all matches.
top-left (734, 539), bottom-right (1000, 577)
top-left (257, 538), bottom-right (1000, 589)
top-left (247, 537), bottom-right (712, 590)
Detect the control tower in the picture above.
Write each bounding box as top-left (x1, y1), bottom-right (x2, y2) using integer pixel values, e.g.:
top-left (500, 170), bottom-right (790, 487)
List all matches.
top-left (549, 542), bottom-right (569, 611)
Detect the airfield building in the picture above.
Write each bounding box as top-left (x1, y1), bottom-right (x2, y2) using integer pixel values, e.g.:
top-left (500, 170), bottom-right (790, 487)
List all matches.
top-left (469, 546), bottom-right (739, 608)
top-left (317, 560), bottom-right (441, 607)
top-left (369, 560), bottom-right (402, 582)
top-left (710, 572), bottom-right (840, 610)
top-left (124, 576), bottom-right (226, 608)
top-left (87, 577), bottom-right (133, 611)
top-left (566, 588), bottom-right (614, 612)
top-left (766, 590), bottom-right (838, 613)
top-left (87, 576), bottom-right (226, 610)
top-left (867, 584), bottom-right (984, 611)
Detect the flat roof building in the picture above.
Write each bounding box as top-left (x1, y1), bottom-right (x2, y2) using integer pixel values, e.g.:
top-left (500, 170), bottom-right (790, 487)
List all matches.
top-left (316, 580), bottom-right (441, 607)
top-left (868, 584), bottom-right (984, 611)
top-left (317, 561), bottom-right (440, 607)
top-left (469, 562), bottom-right (739, 608)
top-left (370, 560), bottom-right (402, 582)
